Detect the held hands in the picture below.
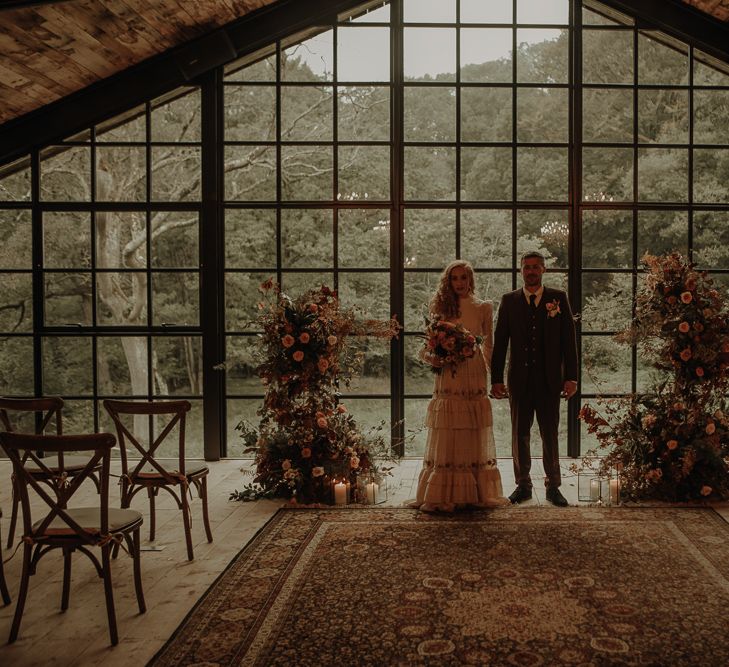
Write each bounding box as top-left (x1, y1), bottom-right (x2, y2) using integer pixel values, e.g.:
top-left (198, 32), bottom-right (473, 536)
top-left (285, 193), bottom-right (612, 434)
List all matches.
top-left (490, 383), bottom-right (508, 399)
top-left (561, 380), bottom-right (578, 400)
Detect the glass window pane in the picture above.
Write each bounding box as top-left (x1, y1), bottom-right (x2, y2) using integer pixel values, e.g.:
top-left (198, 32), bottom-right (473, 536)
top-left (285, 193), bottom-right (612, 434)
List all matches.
top-left (45, 273), bottom-right (92, 326)
top-left (517, 0), bottom-right (569, 24)
top-left (582, 88), bottom-right (633, 143)
top-left (226, 336), bottom-right (261, 395)
top-left (405, 335), bottom-right (432, 395)
top-left (694, 149), bottom-right (729, 204)
top-left (461, 0), bottom-right (512, 23)
top-left (403, 0), bottom-right (454, 22)
top-left (461, 87), bottom-right (512, 142)
top-left (43, 212), bottom-right (91, 269)
top-left (403, 209), bottom-right (455, 268)
top-left (338, 145), bottom-right (390, 200)
top-left (151, 212), bottom-right (199, 268)
top-left (282, 30), bottom-right (333, 82)
top-left (637, 89), bottom-right (688, 144)
top-left (338, 86), bottom-right (389, 141)
top-left (280, 272), bottom-right (333, 299)
top-left (404, 398), bottom-right (429, 456)
top-left (281, 85), bottom-right (333, 141)
top-left (581, 336), bottom-right (632, 394)
top-left (342, 4), bottom-right (390, 23)
top-left (404, 86), bottom-right (455, 142)
top-left (404, 147), bottom-right (456, 201)
top-left (42, 336), bottom-right (93, 395)
top-left (40, 146), bottom-right (91, 202)
top-left (152, 272), bottom-right (199, 326)
top-left (517, 209), bottom-right (569, 269)
top-left (516, 29), bottom-right (568, 84)
top-left (226, 398), bottom-right (261, 457)
top-left (582, 272), bottom-right (633, 332)
top-left (62, 400), bottom-right (95, 433)
top-left (225, 272), bottom-right (273, 331)
top-left (0, 209), bottom-right (31, 269)
top-left (583, 29), bottom-right (633, 84)
top-left (404, 271), bottom-right (441, 330)
top-left (96, 272), bottom-right (147, 326)
top-left (97, 336), bottom-right (148, 396)
top-left (637, 210), bottom-right (688, 258)
top-left (693, 49), bottom-right (729, 86)
top-left (338, 209), bottom-right (390, 269)
top-left (517, 87), bottom-right (568, 143)
top-left (517, 147), bottom-right (568, 201)
top-left (224, 48), bottom-right (276, 83)
top-left (460, 28), bottom-right (513, 84)
top-left (637, 148), bottom-right (688, 202)
top-left (338, 273), bottom-right (390, 320)
top-left (636, 354), bottom-right (671, 394)
top-left (96, 146), bottom-right (146, 202)
top-left (461, 147), bottom-right (513, 201)
top-left (404, 28), bottom-right (456, 82)
top-left (694, 90), bottom-right (729, 145)
top-left (152, 336), bottom-right (202, 395)
top-left (337, 27), bottom-right (390, 82)
top-left (151, 146), bottom-right (201, 201)
top-left (582, 147), bottom-right (633, 202)
top-left (95, 211), bottom-right (147, 269)
top-left (461, 210), bottom-right (512, 269)
top-left (637, 32), bottom-right (688, 86)
top-left (151, 88), bottom-right (200, 142)
top-left (342, 399), bottom-right (390, 439)
top-left (582, 210), bottom-right (632, 269)
top-left (225, 209), bottom-right (276, 268)
top-left (0, 156), bottom-right (31, 201)
top-left (694, 211), bottom-right (729, 270)
top-left (224, 85), bottom-right (276, 141)
top-left (96, 105), bottom-right (146, 142)
top-left (0, 337), bottom-right (34, 395)
top-left (478, 273), bottom-right (513, 311)
top-left (281, 209), bottom-right (333, 268)
top-left (0, 273), bottom-right (32, 333)
top-left (281, 146), bottom-right (333, 200)
top-left (224, 145), bottom-right (276, 201)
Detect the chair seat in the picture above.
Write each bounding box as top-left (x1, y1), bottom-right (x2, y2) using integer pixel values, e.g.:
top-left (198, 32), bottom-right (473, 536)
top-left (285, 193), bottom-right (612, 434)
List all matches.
top-left (24, 454), bottom-right (99, 474)
top-left (134, 462), bottom-right (209, 479)
top-left (32, 507), bottom-right (143, 536)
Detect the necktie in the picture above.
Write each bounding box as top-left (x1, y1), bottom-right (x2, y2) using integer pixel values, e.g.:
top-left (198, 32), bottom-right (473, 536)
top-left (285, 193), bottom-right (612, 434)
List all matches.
top-left (529, 294), bottom-right (537, 310)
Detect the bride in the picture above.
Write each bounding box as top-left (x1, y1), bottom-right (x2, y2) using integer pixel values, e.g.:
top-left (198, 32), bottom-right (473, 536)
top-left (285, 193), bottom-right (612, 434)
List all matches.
top-left (411, 260), bottom-right (509, 512)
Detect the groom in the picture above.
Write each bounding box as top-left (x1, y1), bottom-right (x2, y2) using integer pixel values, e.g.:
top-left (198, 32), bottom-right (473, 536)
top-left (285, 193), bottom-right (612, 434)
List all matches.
top-left (491, 251), bottom-right (578, 507)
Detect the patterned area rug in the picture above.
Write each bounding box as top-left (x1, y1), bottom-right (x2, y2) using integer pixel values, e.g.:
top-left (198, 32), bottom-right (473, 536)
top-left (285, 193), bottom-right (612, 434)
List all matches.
top-left (150, 507), bottom-right (729, 666)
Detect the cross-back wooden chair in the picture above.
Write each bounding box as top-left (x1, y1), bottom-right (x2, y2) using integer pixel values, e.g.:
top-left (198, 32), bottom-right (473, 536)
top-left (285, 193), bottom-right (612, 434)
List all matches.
top-left (0, 431), bottom-right (145, 645)
top-left (103, 399), bottom-right (213, 561)
top-left (0, 506), bottom-right (10, 606)
top-left (0, 396), bottom-right (101, 549)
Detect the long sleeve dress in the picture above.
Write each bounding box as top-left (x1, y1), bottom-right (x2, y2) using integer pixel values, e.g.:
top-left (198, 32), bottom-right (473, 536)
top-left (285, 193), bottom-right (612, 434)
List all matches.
top-left (413, 296), bottom-right (509, 511)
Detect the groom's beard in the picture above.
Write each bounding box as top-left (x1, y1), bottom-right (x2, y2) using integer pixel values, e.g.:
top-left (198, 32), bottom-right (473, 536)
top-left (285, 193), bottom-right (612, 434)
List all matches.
top-left (524, 275), bottom-right (542, 288)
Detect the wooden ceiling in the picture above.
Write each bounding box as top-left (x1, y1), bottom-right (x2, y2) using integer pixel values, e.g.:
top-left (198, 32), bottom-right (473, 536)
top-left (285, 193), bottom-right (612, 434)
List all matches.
top-left (0, 0), bottom-right (727, 130)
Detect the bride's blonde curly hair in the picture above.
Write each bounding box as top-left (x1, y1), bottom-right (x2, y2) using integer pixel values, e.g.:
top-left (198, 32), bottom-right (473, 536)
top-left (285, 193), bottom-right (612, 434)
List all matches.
top-left (430, 260), bottom-right (476, 320)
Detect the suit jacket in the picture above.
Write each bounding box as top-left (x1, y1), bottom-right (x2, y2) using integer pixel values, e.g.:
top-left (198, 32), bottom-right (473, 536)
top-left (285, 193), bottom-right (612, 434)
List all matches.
top-left (491, 286), bottom-right (578, 396)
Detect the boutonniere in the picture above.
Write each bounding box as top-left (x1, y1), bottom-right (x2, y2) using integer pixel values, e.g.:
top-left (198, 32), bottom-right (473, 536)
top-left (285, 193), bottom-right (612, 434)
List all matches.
top-left (545, 299), bottom-right (561, 318)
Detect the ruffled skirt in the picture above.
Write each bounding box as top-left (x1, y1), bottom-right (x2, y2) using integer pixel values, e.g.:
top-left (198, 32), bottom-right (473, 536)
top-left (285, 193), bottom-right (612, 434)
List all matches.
top-left (413, 352), bottom-right (509, 511)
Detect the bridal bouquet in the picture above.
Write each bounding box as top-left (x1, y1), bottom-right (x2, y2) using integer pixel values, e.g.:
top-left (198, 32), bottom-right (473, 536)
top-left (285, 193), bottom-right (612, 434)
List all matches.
top-left (421, 315), bottom-right (482, 375)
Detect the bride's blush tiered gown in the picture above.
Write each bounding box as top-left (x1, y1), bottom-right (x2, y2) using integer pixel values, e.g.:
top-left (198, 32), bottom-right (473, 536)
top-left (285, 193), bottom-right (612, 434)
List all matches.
top-left (414, 296), bottom-right (509, 511)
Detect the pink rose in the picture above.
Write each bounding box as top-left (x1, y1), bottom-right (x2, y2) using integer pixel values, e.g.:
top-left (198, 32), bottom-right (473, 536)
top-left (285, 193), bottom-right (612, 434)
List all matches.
top-left (680, 292), bottom-right (692, 304)
top-left (679, 348), bottom-right (692, 362)
top-left (327, 335), bottom-right (337, 346)
top-left (309, 303), bottom-right (318, 313)
top-left (667, 440), bottom-right (678, 450)
top-left (317, 417), bottom-right (328, 428)
top-left (701, 485), bottom-right (712, 496)
top-left (312, 466), bottom-right (325, 477)
top-left (706, 422), bottom-right (716, 435)
top-left (678, 322), bottom-right (690, 333)
top-left (282, 335), bottom-right (295, 348)
top-left (696, 367), bottom-right (704, 377)
top-left (350, 456), bottom-right (360, 469)
top-left (292, 350), bottom-right (304, 362)
top-left (282, 459), bottom-right (291, 471)
top-left (301, 447), bottom-right (312, 458)
top-left (299, 332), bottom-right (310, 344)
top-left (317, 358), bottom-right (329, 373)
top-left (337, 404), bottom-right (347, 413)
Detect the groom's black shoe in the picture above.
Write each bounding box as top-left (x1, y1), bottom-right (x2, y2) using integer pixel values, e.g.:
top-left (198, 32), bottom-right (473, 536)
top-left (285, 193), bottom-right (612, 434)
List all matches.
top-left (546, 487), bottom-right (569, 507)
top-left (508, 486), bottom-right (532, 504)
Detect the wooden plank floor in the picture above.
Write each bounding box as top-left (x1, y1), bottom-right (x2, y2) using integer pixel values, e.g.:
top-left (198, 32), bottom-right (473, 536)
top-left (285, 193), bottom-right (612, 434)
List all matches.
top-left (0, 458), bottom-right (727, 666)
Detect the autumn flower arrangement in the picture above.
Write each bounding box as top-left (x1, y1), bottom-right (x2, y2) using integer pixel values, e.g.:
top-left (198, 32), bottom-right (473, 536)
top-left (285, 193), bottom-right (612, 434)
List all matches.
top-left (421, 315), bottom-right (482, 376)
top-left (232, 279), bottom-right (400, 504)
top-left (579, 253), bottom-right (729, 502)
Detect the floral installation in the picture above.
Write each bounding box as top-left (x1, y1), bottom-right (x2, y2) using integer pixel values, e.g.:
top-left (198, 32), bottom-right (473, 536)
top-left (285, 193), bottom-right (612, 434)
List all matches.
top-left (578, 253), bottom-right (729, 502)
top-left (420, 314), bottom-right (482, 377)
top-left (231, 279), bottom-right (401, 504)
top-left (545, 298), bottom-right (561, 318)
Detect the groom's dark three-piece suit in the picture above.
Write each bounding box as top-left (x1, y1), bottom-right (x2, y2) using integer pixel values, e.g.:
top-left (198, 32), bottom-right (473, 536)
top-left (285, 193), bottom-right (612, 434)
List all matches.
top-left (491, 286), bottom-right (578, 491)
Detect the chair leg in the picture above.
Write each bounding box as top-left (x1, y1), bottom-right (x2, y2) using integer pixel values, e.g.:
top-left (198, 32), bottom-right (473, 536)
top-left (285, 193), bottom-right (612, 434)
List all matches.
top-left (0, 533), bottom-right (10, 606)
top-left (181, 490), bottom-right (194, 561)
top-left (61, 547), bottom-right (72, 611)
top-left (6, 480), bottom-right (19, 550)
top-left (148, 486), bottom-right (156, 542)
top-left (130, 529), bottom-right (146, 614)
top-left (9, 544), bottom-right (32, 643)
top-left (200, 476), bottom-right (213, 544)
top-left (101, 546), bottom-right (118, 646)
